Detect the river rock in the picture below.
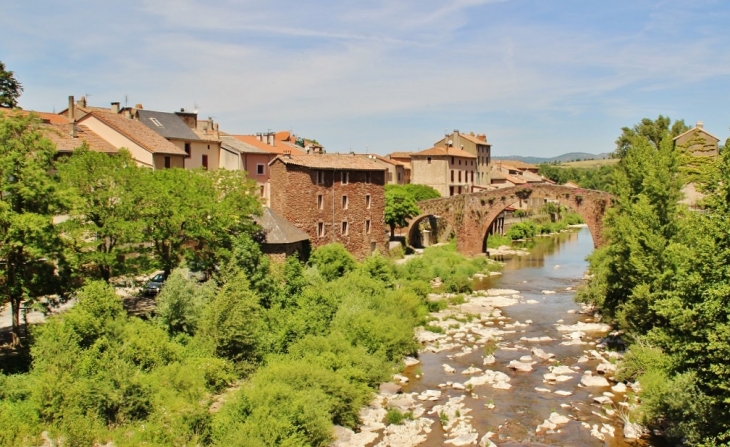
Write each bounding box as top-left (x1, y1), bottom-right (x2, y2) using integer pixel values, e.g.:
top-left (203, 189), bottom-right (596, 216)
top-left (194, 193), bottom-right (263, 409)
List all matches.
top-left (452, 382), bottom-right (465, 390)
top-left (557, 321), bottom-right (611, 333)
top-left (596, 362), bottom-right (617, 374)
top-left (551, 365), bottom-right (577, 375)
top-left (542, 290), bottom-right (557, 295)
top-left (611, 382), bottom-right (627, 393)
top-left (483, 355), bottom-right (495, 365)
top-left (443, 364), bottom-right (456, 374)
top-left (536, 412), bottom-right (571, 432)
top-left (377, 417), bottom-right (434, 447)
top-left (485, 288), bottom-right (520, 296)
top-left (392, 374), bottom-right (409, 384)
top-left (403, 357), bottom-right (420, 367)
top-left (581, 372), bottom-right (610, 387)
top-left (464, 370), bottom-right (511, 389)
top-left (519, 355), bottom-right (533, 362)
top-left (462, 366), bottom-right (482, 375)
top-left (554, 390), bottom-right (573, 396)
top-left (624, 421), bottom-right (643, 439)
top-left (445, 432), bottom-right (478, 446)
top-left (593, 395), bottom-right (612, 405)
top-left (567, 309), bottom-right (576, 314)
top-left (479, 432), bottom-right (498, 447)
top-left (532, 348), bottom-right (555, 360)
top-left (526, 299), bottom-right (540, 304)
top-left (379, 382), bottom-right (402, 396)
top-left (535, 387), bottom-right (551, 393)
top-left (508, 360), bottom-right (534, 372)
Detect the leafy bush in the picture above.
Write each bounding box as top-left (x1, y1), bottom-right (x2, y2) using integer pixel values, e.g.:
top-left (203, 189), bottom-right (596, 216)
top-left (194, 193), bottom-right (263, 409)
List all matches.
top-left (506, 221), bottom-right (538, 240)
top-left (310, 243), bottom-right (356, 281)
top-left (156, 268), bottom-right (216, 335)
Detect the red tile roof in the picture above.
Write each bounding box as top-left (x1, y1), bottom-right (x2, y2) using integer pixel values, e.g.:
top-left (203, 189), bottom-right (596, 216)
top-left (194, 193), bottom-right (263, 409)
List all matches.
top-left (388, 151), bottom-right (414, 159)
top-left (43, 123), bottom-right (118, 154)
top-left (231, 135), bottom-right (306, 155)
top-left (412, 146), bottom-right (477, 159)
top-left (270, 153), bottom-right (387, 171)
top-left (81, 111), bottom-right (187, 155)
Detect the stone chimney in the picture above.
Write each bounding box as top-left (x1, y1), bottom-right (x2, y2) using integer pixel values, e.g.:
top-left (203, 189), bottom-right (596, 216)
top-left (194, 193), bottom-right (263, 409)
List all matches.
top-left (697, 121), bottom-right (704, 129)
top-left (283, 150), bottom-right (292, 158)
top-left (68, 96), bottom-right (75, 123)
top-left (476, 133), bottom-right (487, 142)
top-left (213, 123), bottom-right (220, 140)
top-left (135, 103), bottom-right (144, 109)
top-left (453, 129), bottom-right (460, 148)
top-left (78, 96), bottom-right (87, 108)
top-left (175, 108), bottom-right (198, 129)
top-left (111, 102), bottom-right (120, 114)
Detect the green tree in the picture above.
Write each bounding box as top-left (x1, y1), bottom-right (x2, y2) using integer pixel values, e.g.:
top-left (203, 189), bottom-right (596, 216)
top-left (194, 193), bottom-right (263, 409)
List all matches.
top-left (0, 61), bottom-right (23, 108)
top-left (402, 184), bottom-right (440, 201)
top-left (310, 243), bottom-right (356, 282)
top-left (614, 115), bottom-right (688, 158)
top-left (57, 147), bottom-right (145, 282)
top-left (384, 187), bottom-right (420, 239)
top-left (0, 111), bottom-right (63, 346)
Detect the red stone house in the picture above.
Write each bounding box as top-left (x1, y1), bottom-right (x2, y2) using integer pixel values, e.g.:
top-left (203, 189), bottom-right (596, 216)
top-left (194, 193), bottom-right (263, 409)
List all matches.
top-left (268, 154), bottom-right (387, 259)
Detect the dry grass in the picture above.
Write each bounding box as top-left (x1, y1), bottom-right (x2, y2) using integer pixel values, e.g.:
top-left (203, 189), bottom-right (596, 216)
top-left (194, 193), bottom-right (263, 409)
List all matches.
top-left (558, 158), bottom-right (619, 168)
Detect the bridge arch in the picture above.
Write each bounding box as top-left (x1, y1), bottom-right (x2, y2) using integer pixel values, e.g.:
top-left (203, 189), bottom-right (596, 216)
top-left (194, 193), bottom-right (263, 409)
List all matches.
top-left (407, 184), bottom-right (613, 256)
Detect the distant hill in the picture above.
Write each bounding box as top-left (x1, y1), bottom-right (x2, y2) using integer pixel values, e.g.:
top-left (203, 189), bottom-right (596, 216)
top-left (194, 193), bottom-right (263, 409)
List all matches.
top-left (492, 152), bottom-right (611, 165)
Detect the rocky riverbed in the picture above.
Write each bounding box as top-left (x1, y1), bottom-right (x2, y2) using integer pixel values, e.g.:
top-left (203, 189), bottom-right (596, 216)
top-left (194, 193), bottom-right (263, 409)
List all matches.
top-left (331, 227), bottom-right (645, 447)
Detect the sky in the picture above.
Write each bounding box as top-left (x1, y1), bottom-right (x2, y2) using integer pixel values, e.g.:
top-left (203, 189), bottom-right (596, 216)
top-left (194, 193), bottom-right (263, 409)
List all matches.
top-left (2, 0), bottom-right (729, 157)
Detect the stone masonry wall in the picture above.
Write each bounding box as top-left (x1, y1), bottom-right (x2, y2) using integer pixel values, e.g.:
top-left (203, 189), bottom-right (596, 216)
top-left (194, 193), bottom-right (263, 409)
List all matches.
top-left (407, 184), bottom-right (612, 256)
top-left (269, 160), bottom-right (387, 259)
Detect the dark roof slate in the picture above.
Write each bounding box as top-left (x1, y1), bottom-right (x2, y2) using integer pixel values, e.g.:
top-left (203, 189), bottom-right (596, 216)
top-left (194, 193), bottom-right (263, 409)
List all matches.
top-left (256, 207), bottom-right (310, 244)
top-left (137, 110), bottom-right (201, 141)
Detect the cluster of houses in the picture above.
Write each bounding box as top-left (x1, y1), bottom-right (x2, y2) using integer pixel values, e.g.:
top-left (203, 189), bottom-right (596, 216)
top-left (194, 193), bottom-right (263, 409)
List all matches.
top-left (2, 96), bottom-right (719, 260)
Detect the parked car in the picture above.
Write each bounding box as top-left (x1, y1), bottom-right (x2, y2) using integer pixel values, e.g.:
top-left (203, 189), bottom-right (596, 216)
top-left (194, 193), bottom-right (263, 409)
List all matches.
top-left (143, 273), bottom-right (167, 296)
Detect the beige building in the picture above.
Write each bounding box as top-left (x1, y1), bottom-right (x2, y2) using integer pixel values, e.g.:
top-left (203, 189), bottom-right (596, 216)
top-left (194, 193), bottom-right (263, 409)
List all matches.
top-left (388, 152), bottom-right (413, 184)
top-left (410, 146), bottom-right (477, 197)
top-left (360, 154), bottom-right (406, 185)
top-left (434, 130), bottom-right (491, 185)
top-left (673, 121), bottom-right (720, 157)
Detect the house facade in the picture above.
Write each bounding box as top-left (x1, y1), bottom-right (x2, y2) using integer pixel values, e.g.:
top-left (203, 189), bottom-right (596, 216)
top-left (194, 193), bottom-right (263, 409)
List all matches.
top-left (410, 146), bottom-right (477, 197)
top-left (388, 152), bottom-right (413, 184)
top-left (673, 121), bottom-right (720, 157)
top-left (361, 154), bottom-right (406, 185)
top-left (434, 130), bottom-right (491, 185)
top-left (268, 154), bottom-right (387, 259)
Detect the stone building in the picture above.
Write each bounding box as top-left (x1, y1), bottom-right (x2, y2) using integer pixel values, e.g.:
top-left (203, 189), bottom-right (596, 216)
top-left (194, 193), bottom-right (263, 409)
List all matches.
top-left (359, 154), bottom-right (406, 185)
top-left (673, 121), bottom-right (720, 157)
top-left (256, 207), bottom-right (311, 261)
top-left (268, 153), bottom-right (387, 259)
top-left (434, 130), bottom-right (491, 185)
top-left (410, 146), bottom-right (477, 197)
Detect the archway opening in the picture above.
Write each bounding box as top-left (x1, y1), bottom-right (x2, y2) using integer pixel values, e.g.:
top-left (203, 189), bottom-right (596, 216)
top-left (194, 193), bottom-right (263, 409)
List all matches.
top-left (408, 215), bottom-right (448, 249)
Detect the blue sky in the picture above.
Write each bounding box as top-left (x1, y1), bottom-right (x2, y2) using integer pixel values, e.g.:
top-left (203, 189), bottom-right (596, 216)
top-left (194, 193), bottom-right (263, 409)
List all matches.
top-left (2, 0), bottom-right (729, 157)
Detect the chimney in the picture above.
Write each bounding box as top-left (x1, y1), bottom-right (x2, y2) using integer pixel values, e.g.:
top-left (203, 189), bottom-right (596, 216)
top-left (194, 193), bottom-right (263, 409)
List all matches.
top-left (256, 132), bottom-right (262, 142)
top-left (453, 129), bottom-right (460, 149)
top-left (269, 132), bottom-right (275, 147)
top-left (213, 123), bottom-right (220, 140)
top-left (78, 96), bottom-right (87, 108)
top-left (111, 102), bottom-right (120, 114)
top-left (123, 108), bottom-right (131, 119)
top-left (697, 121), bottom-right (704, 129)
top-left (68, 96), bottom-right (75, 123)
top-left (476, 133), bottom-right (487, 142)
top-left (283, 150), bottom-right (292, 158)
top-left (135, 103), bottom-right (144, 109)
top-left (69, 123), bottom-right (77, 138)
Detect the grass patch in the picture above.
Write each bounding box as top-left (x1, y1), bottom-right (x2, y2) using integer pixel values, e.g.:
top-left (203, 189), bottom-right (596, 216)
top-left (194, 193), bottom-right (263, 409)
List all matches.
top-left (386, 408), bottom-right (413, 425)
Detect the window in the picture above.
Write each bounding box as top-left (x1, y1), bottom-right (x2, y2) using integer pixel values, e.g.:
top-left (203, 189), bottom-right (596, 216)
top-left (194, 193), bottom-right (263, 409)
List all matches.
top-left (184, 142), bottom-right (191, 158)
top-left (341, 221), bottom-right (349, 236)
top-left (317, 222), bottom-right (325, 238)
top-left (427, 157), bottom-right (431, 164)
top-left (365, 219), bottom-right (371, 234)
top-left (451, 170), bottom-right (454, 182)
top-left (317, 170), bottom-right (325, 185)
top-left (450, 186), bottom-right (454, 196)
top-left (317, 194), bottom-right (324, 210)
top-left (256, 164), bottom-right (265, 175)
top-left (366, 194), bottom-right (371, 209)
top-left (397, 172), bottom-right (401, 182)
top-left (164, 156), bottom-right (171, 169)
top-left (366, 172), bottom-right (371, 184)
top-left (149, 117), bottom-right (163, 127)
top-left (260, 185), bottom-right (265, 197)
top-left (471, 171), bottom-right (474, 183)
top-left (202, 154), bottom-right (209, 170)
top-left (342, 195), bottom-right (348, 210)
top-left (341, 171), bottom-right (349, 184)
top-left (459, 160), bottom-right (462, 165)
top-left (451, 156), bottom-right (454, 164)
top-left (458, 171), bottom-right (462, 182)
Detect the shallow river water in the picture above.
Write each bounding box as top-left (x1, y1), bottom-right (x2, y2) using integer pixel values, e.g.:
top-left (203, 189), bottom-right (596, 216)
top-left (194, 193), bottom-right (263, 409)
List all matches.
top-left (396, 227), bottom-right (643, 447)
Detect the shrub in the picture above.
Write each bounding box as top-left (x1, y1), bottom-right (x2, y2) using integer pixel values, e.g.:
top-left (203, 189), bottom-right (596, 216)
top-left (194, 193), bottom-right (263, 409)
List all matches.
top-left (310, 243), bottom-right (357, 282)
top-left (156, 268), bottom-right (216, 335)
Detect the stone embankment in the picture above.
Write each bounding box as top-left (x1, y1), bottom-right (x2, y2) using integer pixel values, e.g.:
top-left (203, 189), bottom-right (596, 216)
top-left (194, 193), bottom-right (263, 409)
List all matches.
top-left (330, 286), bottom-right (643, 447)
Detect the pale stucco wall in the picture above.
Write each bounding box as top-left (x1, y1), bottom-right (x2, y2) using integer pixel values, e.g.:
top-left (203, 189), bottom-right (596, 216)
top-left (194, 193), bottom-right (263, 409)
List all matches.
top-left (80, 116), bottom-right (154, 167)
top-left (175, 140), bottom-right (220, 170)
top-left (411, 156), bottom-right (449, 196)
top-left (220, 147), bottom-right (241, 170)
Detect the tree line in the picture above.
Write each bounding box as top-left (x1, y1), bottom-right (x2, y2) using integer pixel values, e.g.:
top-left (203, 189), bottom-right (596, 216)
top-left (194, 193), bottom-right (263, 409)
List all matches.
top-left (0, 111), bottom-right (261, 346)
top-left (577, 116), bottom-right (730, 445)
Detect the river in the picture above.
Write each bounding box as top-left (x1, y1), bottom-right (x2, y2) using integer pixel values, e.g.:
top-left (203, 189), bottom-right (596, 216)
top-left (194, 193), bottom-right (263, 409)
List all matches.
top-left (396, 226), bottom-right (642, 447)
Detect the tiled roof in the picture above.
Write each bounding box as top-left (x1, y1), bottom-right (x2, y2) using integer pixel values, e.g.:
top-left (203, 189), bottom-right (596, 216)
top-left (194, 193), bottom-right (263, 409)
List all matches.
top-left (256, 207), bottom-right (310, 244)
top-left (270, 153), bottom-right (387, 171)
top-left (220, 135), bottom-right (268, 154)
top-left (490, 170), bottom-right (507, 180)
top-left (522, 171), bottom-right (544, 183)
top-left (563, 181), bottom-right (580, 188)
top-left (43, 123), bottom-right (118, 154)
top-left (412, 146), bottom-right (477, 159)
top-left (81, 111), bottom-right (187, 156)
top-left (360, 153), bottom-right (403, 166)
top-left (504, 174), bottom-right (527, 185)
top-left (495, 160), bottom-right (539, 170)
top-left (231, 135), bottom-right (306, 155)
top-left (456, 133), bottom-right (489, 145)
top-left (389, 151), bottom-right (413, 159)
top-left (673, 124), bottom-right (720, 143)
top-left (137, 110), bottom-right (201, 141)
top-left (193, 129), bottom-right (221, 142)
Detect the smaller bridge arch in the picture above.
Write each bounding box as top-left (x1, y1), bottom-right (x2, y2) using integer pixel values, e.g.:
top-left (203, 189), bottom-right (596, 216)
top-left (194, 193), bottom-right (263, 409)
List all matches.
top-left (407, 185), bottom-right (613, 256)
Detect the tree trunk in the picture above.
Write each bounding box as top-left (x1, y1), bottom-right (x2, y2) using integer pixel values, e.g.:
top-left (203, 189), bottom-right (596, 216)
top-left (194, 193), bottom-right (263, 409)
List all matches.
top-left (10, 297), bottom-right (21, 347)
top-left (390, 224), bottom-right (395, 240)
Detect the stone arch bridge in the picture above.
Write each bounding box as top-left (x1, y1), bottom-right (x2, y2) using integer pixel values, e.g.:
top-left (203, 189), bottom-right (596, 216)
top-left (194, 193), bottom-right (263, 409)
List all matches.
top-left (407, 184), bottom-right (613, 256)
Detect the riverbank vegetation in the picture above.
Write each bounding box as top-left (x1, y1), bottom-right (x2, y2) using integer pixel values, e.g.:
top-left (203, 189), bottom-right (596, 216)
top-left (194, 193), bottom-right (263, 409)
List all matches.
top-left (538, 163), bottom-right (615, 191)
top-left (577, 116), bottom-right (730, 445)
